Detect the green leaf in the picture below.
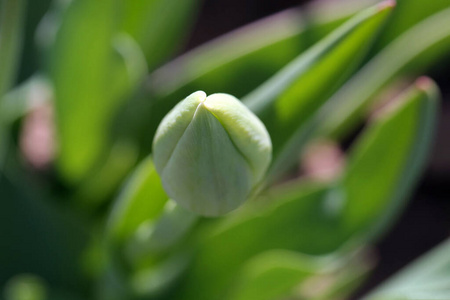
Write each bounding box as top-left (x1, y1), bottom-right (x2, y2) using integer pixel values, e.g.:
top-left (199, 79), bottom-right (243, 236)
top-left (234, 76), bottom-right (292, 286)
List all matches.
top-left (107, 156), bottom-right (168, 243)
top-left (74, 140), bottom-right (139, 209)
top-left (172, 183), bottom-right (339, 300)
top-left (318, 7), bottom-right (450, 139)
top-left (109, 33), bottom-right (148, 104)
top-left (243, 2), bottom-right (394, 180)
top-left (370, 0), bottom-right (450, 53)
top-left (339, 77), bottom-right (439, 241)
top-left (121, 0), bottom-right (200, 69)
top-left (225, 250), bottom-right (323, 300)
top-left (0, 0), bottom-right (26, 100)
top-left (224, 250), bottom-right (371, 300)
top-left (51, 0), bottom-right (121, 183)
top-left (69, 34), bottom-right (147, 206)
top-left (364, 239), bottom-right (450, 300)
top-left (149, 0), bottom-right (372, 100)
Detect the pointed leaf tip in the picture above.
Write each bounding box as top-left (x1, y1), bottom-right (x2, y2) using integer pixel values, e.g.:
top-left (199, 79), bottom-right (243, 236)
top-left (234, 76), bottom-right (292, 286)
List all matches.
top-left (378, 0), bottom-right (396, 11)
top-left (414, 76), bottom-right (440, 105)
top-left (415, 76), bottom-right (436, 92)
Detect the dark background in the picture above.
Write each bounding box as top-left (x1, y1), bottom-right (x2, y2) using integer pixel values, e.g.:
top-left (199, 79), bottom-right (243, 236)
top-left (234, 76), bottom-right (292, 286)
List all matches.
top-left (186, 0), bottom-right (450, 296)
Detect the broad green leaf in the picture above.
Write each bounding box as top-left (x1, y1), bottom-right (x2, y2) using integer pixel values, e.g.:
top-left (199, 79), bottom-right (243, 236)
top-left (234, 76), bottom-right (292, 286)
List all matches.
top-left (370, 0), bottom-right (450, 54)
top-left (243, 2), bottom-right (393, 179)
top-left (0, 0), bottom-right (25, 100)
top-left (69, 34), bottom-right (147, 206)
top-left (107, 156), bottom-right (168, 243)
top-left (51, 0), bottom-right (120, 183)
top-left (149, 0), bottom-right (373, 100)
top-left (121, 0), bottom-right (200, 69)
top-left (172, 183), bottom-right (339, 300)
top-left (318, 7), bottom-right (450, 139)
top-left (225, 250), bottom-right (323, 300)
top-left (339, 78), bottom-right (439, 241)
top-left (364, 239), bottom-right (450, 300)
top-left (173, 78), bottom-right (438, 300)
top-left (225, 250), bottom-right (371, 300)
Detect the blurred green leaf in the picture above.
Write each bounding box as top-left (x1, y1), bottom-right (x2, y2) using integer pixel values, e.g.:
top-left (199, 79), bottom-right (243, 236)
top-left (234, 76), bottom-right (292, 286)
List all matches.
top-left (173, 183), bottom-right (337, 300)
top-left (225, 250), bottom-right (323, 300)
top-left (364, 239), bottom-right (450, 300)
top-left (107, 156), bottom-right (168, 243)
top-left (51, 0), bottom-right (122, 184)
top-left (109, 33), bottom-right (148, 104)
top-left (318, 7), bottom-right (450, 139)
top-left (67, 34), bottom-right (147, 207)
top-left (121, 0), bottom-right (200, 69)
top-left (74, 140), bottom-right (139, 209)
top-left (0, 0), bottom-right (26, 100)
top-left (224, 250), bottom-right (371, 300)
top-left (149, 0), bottom-right (373, 100)
top-left (243, 2), bottom-right (393, 180)
top-left (370, 0), bottom-right (450, 54)
top-left (172, 77), bottom-right (438, 300)
top-left (339, 78), bottom-right (439, 241)
top-left (4, 275), bottom-right (47, 300)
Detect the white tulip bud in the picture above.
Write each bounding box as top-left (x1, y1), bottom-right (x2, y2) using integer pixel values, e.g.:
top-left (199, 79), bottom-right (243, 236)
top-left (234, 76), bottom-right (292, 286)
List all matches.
top-left (153, 91), bottom-right (272, 216)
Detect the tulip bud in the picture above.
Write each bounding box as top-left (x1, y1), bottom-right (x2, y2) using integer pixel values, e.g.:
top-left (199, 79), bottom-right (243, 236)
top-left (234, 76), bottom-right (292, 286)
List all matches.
top-left (153, 91), bottom-right (272, 216)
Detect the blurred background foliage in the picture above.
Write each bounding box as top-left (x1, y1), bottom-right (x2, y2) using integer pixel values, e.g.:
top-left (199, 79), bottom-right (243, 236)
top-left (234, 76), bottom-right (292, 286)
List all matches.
top-left (0, 0), bottom-right (449, 299)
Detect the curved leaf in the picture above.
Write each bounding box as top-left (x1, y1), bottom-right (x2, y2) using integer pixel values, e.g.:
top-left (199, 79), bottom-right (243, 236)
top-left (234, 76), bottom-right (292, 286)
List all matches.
top-left (340, 77), bottom-right (439, 241)
top-left (318, 7), bottom-right (450, 139)
top-left (0, 0), bottom-right (25, 100)
top-left (107, 156), bottom-right (168, 243)
top-left (244, 2), bottom-right (394, 180)
top-left (121, 0), bottom-right (200, 69)
top-left (51, 0), bottom-right (121, 183)
top-left (365, 239), bottom-right (450, 300)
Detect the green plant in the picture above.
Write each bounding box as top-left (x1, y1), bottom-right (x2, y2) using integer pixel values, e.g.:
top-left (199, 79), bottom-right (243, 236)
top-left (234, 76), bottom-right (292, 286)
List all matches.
top-left (0, 0), bottom-right (449, 299)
